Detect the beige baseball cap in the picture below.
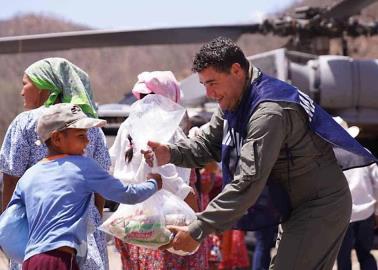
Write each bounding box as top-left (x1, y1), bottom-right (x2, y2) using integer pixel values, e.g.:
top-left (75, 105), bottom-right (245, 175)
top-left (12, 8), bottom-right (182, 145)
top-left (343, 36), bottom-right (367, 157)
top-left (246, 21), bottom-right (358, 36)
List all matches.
top-left (37, 103), bottom-right (106, 142)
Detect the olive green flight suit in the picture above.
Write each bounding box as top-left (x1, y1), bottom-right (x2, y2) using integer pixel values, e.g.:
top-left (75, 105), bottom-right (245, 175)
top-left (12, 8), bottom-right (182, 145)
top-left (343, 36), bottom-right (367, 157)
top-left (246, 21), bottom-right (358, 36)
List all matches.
top-left (169, 99), bottom-right (352, 270)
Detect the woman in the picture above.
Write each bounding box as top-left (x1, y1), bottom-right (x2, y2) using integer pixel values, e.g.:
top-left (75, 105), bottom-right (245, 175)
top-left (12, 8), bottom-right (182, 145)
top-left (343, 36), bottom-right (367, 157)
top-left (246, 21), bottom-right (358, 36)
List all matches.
top-left (109, 71), bottom-right (209, 270)
top-left (0, 57), bottom-right (111, 270)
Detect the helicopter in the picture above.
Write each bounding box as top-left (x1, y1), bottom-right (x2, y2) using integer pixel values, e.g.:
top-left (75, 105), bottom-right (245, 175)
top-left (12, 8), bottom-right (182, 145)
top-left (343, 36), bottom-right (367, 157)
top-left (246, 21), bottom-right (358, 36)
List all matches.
top-left (1, 0), bottom-right (378, 223)
top-left (0, 0), bottom-right (378, 142)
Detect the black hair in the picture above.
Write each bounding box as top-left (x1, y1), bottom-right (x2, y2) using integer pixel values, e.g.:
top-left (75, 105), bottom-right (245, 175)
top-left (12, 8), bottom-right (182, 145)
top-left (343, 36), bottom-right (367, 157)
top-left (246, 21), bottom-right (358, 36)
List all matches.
top-left (125, 134), bottom-right (134, 163)
top-left (125, 92), bottom-right (155, 162)
top-left (139, 93), bottom-right (150, 99)
top-left (139, 92), bottom-right (156, 101)
top-left (196, 167), bottom-right (206, 194)
top-left (192, 36), bottom-right (249, 74)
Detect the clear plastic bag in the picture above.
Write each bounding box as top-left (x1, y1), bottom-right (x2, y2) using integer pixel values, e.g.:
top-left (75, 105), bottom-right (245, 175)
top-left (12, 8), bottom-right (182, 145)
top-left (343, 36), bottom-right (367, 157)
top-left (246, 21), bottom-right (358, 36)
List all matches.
top-left (106, 94), bottom-right (197, 255)
top-left (127, 94), bottom-right (186, 151)
top-left (0, 203), bottom-right (28, 263)
top-left (111, 126), bottom-right (191, 194)
top-left (99, 190), bottom-right (197, 255)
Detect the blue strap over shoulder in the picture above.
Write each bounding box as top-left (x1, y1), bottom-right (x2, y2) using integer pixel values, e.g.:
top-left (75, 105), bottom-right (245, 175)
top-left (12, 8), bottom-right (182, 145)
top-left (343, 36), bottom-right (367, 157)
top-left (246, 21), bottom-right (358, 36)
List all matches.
top-left (221, 70), bottom-right (377, 231)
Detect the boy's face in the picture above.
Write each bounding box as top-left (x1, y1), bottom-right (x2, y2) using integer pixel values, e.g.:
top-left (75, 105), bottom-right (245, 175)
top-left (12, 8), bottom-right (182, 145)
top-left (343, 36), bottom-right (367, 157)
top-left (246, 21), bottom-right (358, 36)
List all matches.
top-left (52, 128), bottom-right (89, 155)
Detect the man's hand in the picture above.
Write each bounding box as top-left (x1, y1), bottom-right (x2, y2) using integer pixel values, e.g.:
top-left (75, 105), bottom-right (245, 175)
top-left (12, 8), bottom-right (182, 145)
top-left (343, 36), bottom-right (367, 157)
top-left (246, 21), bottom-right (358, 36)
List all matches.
top-left (147, 173), bottom-right (162, 190)
top-left (141, 141), bottom-right (171, 167)
top-left (162, 225), bottom-right (200, 253)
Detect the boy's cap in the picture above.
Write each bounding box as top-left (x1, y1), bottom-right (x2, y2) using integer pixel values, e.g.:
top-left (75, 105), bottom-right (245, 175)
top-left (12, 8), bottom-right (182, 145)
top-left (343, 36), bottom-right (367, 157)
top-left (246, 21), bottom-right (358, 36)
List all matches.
top-left (37, 103), bottom-right (107, 142)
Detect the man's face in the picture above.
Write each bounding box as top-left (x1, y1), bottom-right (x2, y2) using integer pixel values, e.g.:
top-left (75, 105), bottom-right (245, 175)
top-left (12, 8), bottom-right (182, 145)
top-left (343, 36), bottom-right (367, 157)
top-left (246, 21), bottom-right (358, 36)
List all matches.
top-left (55, 128), bottom-right (89, 155)
top-left (198, 64), bottom-right (246, 111)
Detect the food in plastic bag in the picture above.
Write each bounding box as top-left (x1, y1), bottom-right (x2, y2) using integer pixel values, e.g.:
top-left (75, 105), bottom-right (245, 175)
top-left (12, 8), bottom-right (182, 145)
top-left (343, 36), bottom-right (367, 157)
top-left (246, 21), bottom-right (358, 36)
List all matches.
top-left (100, 190), bottom-right (197, 255)
top-left (0, 203), bottom-right (28, 263)
top-left (107, 94), bottom-right (197, 255)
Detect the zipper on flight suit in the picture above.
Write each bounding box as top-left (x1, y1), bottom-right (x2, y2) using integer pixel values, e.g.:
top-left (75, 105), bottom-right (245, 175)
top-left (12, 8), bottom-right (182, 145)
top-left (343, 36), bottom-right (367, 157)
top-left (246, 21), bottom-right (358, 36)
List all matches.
top-left (285, 143), bottom-right (294, 192)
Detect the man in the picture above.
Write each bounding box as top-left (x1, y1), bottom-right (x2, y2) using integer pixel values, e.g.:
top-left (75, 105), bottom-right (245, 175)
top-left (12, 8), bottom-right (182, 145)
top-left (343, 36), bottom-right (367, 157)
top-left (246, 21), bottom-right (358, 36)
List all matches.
top-left (144, 37), bottom-right (375, 269)
top-left (338, 161), bottom-right (378, 270)
top-left (334, 117), bottom-right (378, 270)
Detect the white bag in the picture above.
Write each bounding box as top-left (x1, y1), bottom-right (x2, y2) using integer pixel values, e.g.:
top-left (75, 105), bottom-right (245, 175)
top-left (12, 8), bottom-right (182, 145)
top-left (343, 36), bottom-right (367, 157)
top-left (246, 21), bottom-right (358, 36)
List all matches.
top-left (110, 94), bottom-right (191, 199)
top-left (99, 190), bottom-right (197, 254)
top-left (0, 203), bottom-right (28, 263)
top-left (127, 94), bottom-right (186, 150)
top-left (106, 94), bottom-right (197, 255)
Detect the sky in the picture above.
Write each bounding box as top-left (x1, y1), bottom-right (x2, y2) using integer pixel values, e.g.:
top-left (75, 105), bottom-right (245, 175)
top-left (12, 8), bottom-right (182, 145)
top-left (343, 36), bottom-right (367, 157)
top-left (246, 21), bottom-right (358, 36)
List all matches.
top-left (1, 0), bottom-right (297, 30)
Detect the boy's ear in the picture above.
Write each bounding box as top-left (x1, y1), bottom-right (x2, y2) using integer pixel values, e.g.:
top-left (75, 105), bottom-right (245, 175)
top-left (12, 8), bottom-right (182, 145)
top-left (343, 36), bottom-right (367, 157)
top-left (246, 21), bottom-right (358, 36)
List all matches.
top-left (50, 131), bottom-right (62, 147)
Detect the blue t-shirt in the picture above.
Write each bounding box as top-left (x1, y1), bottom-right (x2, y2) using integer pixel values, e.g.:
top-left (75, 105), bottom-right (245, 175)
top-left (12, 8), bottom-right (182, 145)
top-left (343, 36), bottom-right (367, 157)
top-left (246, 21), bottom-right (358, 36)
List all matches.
top-left (8, 155), bottom-right (157, 261)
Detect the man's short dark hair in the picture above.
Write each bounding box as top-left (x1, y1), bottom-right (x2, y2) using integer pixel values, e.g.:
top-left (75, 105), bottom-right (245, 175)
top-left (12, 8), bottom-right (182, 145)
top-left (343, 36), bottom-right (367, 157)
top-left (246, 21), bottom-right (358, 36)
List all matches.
top-left (192, 36), bottom-right (249, 73)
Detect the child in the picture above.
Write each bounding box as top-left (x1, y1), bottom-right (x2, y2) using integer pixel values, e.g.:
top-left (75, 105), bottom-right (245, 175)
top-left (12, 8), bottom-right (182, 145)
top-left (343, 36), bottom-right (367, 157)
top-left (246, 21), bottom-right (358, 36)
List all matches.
top-left (110, 71), bottom-right (208, 269)
top-left (6, 103), bottom-right (162, 270)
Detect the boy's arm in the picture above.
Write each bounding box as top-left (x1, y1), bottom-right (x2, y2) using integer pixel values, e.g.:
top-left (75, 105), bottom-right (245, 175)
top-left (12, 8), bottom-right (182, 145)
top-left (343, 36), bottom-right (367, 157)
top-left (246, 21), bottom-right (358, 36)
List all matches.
top-left (85, 159), bottom-right (160, 204)
top-left (95, 178), bottom-right (159, 204)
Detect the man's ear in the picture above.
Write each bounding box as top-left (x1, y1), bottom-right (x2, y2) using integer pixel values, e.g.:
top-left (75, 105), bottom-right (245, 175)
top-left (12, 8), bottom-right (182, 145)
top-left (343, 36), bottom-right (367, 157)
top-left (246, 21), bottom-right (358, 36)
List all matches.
top-left (230, 63), bottom-right (243, 78)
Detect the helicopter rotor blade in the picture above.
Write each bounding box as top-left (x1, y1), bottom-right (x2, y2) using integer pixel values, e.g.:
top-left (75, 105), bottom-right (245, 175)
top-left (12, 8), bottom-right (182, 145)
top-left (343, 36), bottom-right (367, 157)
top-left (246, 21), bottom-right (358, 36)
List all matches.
top-left (322, 0), bottom-right (378, 20)
top-left (0, 24), bottom-right (260, 54)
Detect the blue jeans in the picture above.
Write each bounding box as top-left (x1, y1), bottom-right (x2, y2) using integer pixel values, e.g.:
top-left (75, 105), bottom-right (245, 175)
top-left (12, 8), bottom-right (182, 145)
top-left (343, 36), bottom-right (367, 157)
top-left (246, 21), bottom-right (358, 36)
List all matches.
top-left (337, 215), bottom-right (377, 270)
top-left (252, 226), bottom-right (277, 270)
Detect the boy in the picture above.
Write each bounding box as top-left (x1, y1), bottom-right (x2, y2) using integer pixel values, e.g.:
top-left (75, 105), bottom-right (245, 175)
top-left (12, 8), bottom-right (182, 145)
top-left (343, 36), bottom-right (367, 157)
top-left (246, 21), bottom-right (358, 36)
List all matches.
top-left (7, 103), bottom-right (162, 270)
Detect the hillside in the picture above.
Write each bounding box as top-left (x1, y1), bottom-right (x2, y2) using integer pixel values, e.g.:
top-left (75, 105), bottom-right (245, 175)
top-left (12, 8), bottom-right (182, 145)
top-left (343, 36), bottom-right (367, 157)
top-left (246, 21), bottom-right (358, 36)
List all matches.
top-left (1, 0), bottom-right (378, 142)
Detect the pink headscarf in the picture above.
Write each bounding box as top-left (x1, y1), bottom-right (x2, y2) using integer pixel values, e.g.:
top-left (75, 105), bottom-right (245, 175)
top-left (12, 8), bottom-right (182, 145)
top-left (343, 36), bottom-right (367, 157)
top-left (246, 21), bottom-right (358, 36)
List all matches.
top-left (132, 71), bottom-right (181, 103)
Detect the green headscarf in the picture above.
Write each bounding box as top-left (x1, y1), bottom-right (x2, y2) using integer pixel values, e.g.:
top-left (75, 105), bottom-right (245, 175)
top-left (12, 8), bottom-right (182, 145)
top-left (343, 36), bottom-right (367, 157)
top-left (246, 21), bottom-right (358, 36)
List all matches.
top-left (25, 57), bottom-right (98, 118)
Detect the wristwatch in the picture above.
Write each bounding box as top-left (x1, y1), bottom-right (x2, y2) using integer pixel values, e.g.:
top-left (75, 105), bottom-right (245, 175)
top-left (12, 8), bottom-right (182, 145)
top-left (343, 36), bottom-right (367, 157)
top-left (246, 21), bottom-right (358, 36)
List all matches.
top-left (188, 220), bottom-right (206, 241)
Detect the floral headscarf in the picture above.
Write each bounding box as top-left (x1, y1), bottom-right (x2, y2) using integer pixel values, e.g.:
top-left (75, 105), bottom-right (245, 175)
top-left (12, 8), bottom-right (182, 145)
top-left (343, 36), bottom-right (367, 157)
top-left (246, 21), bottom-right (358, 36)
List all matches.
top-left (25, 57), bottom-right (97, 118)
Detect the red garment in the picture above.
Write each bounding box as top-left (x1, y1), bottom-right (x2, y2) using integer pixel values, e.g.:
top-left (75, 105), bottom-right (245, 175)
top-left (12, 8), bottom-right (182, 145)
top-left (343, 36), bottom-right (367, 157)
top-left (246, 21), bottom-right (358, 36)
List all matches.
top-left (208, 174), bottom-right (223, 201)
top-left (115, 239), bottom-right (209, 270)
top-left (197, 169), bottom-right (249, 269)
top-left (218, 230), bottom-right (250, 270)
top-left (22, 250), bottom-right (79, 270)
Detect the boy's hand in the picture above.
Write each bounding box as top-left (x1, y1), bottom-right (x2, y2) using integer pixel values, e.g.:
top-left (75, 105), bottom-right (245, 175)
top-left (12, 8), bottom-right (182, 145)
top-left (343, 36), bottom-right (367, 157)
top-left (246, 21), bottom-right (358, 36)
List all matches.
top-left (147, 173), bottom-right (162, 190)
